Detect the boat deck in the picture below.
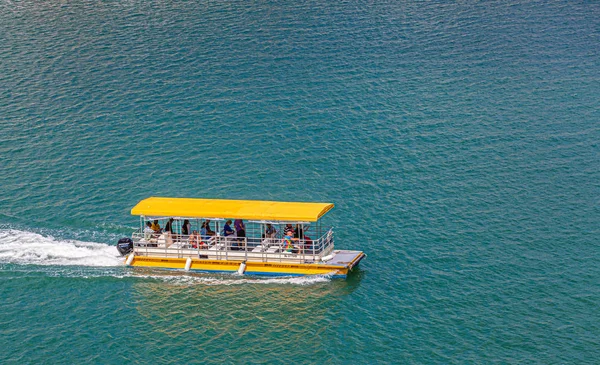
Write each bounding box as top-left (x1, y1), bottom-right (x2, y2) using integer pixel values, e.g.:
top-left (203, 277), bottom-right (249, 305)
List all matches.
top-left (328, 250), bottom-right (365, 266)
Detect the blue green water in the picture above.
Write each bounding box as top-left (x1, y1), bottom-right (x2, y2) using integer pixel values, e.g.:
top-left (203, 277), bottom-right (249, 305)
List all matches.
top-left (1, 0), bottom-right (599, 363)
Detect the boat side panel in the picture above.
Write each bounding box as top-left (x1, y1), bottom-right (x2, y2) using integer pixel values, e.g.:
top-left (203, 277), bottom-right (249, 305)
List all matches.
top-left (128, 256), bottom-right (348, 277)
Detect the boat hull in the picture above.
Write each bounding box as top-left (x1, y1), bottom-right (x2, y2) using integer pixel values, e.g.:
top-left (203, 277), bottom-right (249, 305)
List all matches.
top-left (126, 251), bottom-right (365, 279)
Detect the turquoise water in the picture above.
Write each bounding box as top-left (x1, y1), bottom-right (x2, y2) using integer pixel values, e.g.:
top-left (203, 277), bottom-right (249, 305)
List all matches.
top-left (1, 0), bottom-right (599, 363)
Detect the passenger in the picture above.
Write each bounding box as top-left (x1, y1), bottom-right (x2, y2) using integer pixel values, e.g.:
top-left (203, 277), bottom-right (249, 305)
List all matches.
top-left (204, 220), bottom-right (216, 236)
top-left (189, 230), bottom-right (201, 248)
top-left (284, 223), bottom-right (293, 234)
top-left (164, 218), bottom-right (174, 233)
top-left (223, 220), bottom-right (235, 237)
top-left (264, 223), bottom-right (276, 239)
top-left (151, 219), bottom-right (161, 233)
top-left (283, 230), bottom-right (299, 253)
top-left (223, 219), bottom-right (235, 249)
top-left (144, 221), bottom-right (154, 241)
top-left (182, 219), bottom-right (191, 237)
top-left (164, 218), bottom-right (174, 246)
top-left (200, 222), bottom-right (209, 240)
top-left (234, 219), bottom-right (246, 247)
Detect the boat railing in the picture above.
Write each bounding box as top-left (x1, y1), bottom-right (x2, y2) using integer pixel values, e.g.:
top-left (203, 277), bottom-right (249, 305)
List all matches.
top-left (130, 228), bottom-right (335, 263)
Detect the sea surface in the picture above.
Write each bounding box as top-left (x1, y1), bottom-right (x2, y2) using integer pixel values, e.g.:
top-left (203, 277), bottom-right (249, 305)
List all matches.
top-left (1, 0), bottom-right (599, 363)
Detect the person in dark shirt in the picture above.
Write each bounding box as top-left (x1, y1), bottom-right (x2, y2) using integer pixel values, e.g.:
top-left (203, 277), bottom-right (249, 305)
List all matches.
top-left (182, 219), bottom-right (191, 236)
top-left (164, 218), bottom-right (175, 247)
top-left (164, 218), bottom-right (174, 233)
top-left (284, 224), bottom-right (294, 236)
top-left (204, 220), bottom-right (215, 236)
top-left (223, 219), bottom-right (235, 249)
top-left (223, 220), bottom-right (235, 236)
top-left (234, 219), bottom-right (245, 237)
top-left (234, 219), bottom-right (246, 248)
top-left (264, 223), bottom-right (276, 239)
top-left (295, 224), bottom-right (311, 252)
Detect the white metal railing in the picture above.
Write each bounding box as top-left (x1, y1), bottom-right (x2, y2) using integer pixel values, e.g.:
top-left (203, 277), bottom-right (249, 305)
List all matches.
top-left (131, 228), bottom-right (334, 263)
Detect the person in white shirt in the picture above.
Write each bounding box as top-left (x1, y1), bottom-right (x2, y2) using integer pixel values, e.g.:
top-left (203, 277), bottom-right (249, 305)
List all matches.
top-left (144, 221), bottom-right (154, 241)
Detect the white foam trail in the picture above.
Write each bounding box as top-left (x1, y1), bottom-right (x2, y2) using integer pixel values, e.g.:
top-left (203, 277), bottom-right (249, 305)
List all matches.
top-left (0, 229), bottom-right (333, 285)
top-left (0, 229), bottom-right (122, 267)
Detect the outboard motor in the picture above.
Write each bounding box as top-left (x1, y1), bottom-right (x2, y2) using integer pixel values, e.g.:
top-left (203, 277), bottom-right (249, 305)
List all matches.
top-left (117, 237), bottom-right (134, 256)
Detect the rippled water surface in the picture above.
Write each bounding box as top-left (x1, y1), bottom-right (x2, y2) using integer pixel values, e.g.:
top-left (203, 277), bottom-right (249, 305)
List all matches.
top-left (1, 0), bottom-right (599, 363)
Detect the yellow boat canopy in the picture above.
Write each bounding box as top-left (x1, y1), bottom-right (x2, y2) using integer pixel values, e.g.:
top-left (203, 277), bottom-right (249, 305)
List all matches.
top-left (131, 197), bottom-right (334, 222)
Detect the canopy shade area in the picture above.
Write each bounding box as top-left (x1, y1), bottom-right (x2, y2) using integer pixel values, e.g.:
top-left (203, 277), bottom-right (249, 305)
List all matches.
top-left (131, 197), bottom-right (334, 222)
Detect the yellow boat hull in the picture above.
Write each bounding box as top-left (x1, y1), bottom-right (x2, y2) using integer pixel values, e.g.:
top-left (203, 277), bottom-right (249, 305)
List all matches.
top-left (127, 252), bottom-right (365, 278)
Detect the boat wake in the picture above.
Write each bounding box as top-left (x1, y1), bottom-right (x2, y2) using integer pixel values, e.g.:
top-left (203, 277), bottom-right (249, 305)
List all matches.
top-left (0, 229), bottom-right (123, 267)
top-left (0, 229), bottom-right (333, 285)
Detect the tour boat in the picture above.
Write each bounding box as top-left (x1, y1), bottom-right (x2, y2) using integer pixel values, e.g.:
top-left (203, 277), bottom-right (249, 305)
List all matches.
top-left (117, 197), bottom-right (365, 278)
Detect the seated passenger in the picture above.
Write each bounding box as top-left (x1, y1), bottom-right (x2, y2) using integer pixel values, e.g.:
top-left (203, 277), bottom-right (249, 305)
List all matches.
top-left (283, 230), bottom-right (299, 253)
top-left (264, 223), bottom-right (277, 239)
top-left (200, 222), bottom-right (209, 241)
top-left (144, 221), bottom-right (154, 241)
top-left (151, 219), bottom-right (161, 233)
top-left (164, 218), bottom-right (174, 246)
top-left (204, 220), bottom-right (216, 236)
top-left (223, 220), bottom-right (236, 249)
top-left (223, 220), bottom-right (235, 237)
top-left (182, 219), bottom-right (191, 237)
top-left (164, 218), bottom-right (174, 233)
top-left (189, 230), bottom-right (203, 249)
